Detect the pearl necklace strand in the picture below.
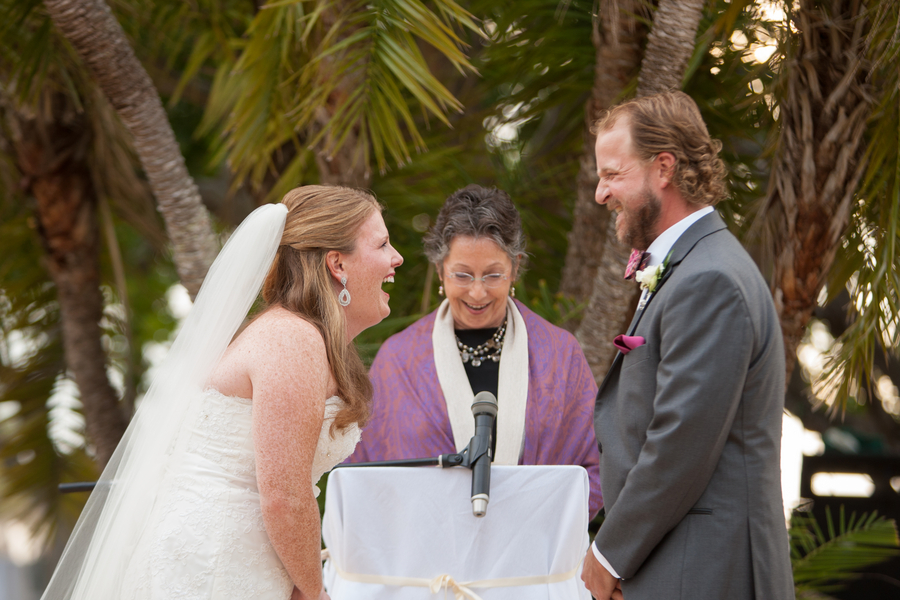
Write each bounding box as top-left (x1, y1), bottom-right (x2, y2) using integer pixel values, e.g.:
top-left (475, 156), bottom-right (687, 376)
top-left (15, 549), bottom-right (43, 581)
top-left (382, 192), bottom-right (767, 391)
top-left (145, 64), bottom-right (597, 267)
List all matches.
top-left (456, 318), bottom-right (507, 367)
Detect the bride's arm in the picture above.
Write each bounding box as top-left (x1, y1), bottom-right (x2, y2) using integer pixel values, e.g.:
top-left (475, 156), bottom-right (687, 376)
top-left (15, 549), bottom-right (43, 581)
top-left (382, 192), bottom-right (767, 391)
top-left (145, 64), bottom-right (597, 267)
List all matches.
top-left (249, 312), bottom-right (331, 599)
top-left (292, 587), bottom-right (330, 600)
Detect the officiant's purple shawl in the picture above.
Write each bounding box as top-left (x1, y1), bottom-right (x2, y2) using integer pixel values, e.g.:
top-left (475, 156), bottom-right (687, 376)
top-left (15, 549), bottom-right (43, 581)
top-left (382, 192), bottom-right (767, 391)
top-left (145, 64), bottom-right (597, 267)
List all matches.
top-left (347, 300), bottom-right (603, 517)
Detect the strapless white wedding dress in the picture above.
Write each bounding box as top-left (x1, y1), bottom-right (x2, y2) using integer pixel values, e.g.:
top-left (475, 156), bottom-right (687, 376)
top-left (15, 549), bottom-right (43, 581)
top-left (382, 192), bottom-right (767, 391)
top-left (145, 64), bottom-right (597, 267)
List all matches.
top-left (122, 389), bottom-right (360, 599)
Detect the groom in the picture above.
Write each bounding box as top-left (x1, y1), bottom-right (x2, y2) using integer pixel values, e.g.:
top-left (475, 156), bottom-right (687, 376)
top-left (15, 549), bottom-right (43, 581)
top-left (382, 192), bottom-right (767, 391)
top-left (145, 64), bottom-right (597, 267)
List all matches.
top-left (581, 91), bottom-right (795, 600)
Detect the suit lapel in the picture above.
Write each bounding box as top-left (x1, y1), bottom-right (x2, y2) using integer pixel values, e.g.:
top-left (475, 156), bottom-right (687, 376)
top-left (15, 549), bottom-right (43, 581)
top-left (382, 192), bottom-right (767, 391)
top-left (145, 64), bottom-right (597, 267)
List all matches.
top-left (596, 212), bottom-right (728, 396)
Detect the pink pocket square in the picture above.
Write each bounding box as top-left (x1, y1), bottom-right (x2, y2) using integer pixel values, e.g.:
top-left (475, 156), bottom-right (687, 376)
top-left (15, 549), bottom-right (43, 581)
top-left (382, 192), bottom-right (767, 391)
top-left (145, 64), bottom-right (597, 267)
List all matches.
top-left (614, 334), bottom-right (645, 354)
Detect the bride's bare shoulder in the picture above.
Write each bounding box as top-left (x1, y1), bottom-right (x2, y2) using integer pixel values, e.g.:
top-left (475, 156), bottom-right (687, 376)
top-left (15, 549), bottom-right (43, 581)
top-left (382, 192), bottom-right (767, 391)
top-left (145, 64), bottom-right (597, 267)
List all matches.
top-left (210, 306), bottom-right (328, 398)
top-left (240, 306), bottom-right (333, 397)
top-left (240, 306), bottom-right (325, 354)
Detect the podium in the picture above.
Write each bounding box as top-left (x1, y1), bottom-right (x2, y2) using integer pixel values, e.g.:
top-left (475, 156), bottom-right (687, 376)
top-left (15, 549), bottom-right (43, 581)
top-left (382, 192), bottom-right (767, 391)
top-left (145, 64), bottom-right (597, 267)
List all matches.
top-left (322, 465), bottom-right (592, 599)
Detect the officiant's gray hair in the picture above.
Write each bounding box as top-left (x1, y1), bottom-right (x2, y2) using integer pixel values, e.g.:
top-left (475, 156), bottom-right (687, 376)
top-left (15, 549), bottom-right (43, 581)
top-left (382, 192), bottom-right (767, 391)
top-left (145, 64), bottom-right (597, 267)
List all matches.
top-left (424, 184), bottom-right (527, 274)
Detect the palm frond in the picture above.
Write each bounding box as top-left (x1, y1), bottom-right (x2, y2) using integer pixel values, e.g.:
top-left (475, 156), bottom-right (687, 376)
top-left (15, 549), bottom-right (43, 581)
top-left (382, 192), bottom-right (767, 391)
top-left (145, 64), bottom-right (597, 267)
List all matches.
top-left (189, 0), bottom-right (480, 193)
top-left (791, 507), bottom-right (900, 595)
top-left (296, 0), bottom-right (479, 171)
top-left (197, 1), bottom-right (307, 190)
top-left (467, 0), bottom-right (594, 136)
top-left (0, 0), bottom-right (66, 104)
top-left (816, 1), bottom-right (900, 412)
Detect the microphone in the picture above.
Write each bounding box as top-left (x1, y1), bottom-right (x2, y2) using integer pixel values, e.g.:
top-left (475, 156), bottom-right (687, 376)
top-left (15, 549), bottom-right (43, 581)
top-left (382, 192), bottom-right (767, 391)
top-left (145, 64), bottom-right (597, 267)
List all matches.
top-left (469, 391), bottom-right (498, 517)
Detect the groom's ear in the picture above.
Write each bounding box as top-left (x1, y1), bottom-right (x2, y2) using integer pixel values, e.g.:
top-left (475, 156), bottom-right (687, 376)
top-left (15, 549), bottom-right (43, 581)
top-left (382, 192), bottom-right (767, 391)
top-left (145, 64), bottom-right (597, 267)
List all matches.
top-left (325, 250), bottom-right (345, 281)
top-left (655, 152), bottom-right (676, 187)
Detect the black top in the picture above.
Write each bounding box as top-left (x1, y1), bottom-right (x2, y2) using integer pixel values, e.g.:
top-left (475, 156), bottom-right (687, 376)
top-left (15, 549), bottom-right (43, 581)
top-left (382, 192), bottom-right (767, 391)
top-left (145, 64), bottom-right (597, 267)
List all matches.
top-left (456, 327), bottom-right (502, 457)
top-left (455, 327), bottom-right (500, 397)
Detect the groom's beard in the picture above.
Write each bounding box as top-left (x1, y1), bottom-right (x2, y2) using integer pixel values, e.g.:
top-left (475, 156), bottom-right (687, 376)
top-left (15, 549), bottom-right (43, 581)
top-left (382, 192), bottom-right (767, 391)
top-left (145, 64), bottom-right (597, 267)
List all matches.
top-left (619, 183), bottom-right (662, 251)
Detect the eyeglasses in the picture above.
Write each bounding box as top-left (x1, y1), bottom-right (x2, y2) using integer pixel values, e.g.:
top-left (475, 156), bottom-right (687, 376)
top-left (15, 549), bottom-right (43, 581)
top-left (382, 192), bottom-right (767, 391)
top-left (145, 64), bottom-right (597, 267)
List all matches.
top-left (446, 272), bottom-right (509, 288)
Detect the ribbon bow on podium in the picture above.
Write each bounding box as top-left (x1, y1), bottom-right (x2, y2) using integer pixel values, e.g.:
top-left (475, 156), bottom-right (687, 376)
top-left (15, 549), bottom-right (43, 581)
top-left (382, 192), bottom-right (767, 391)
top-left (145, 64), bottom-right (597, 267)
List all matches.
top-left (429, 574), bottom-right (484, 600)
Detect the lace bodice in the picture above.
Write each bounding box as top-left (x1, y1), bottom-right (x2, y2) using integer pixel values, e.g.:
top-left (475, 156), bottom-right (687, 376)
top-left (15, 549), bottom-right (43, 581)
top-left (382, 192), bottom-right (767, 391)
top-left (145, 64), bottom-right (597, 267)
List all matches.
top-left (312, 395), bottom-right (362, 496)
top-left (189, 389), bottom-right (360, 495)
top-left (121, 388), bottom-right (360, 599)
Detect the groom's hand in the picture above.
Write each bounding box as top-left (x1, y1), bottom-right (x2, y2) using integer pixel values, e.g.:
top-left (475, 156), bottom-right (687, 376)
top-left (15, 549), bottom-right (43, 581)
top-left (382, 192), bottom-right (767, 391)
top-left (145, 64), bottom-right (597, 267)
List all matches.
top-left (582, 546), bottom-right (623, 600)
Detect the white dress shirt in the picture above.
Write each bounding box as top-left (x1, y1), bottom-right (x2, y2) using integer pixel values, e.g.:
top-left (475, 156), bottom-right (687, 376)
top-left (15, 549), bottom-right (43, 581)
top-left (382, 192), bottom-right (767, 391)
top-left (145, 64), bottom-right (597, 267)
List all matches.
top-left (592, 205), bottom-right (714, 579)
top-left (635, 206), bottom-right (713, 308)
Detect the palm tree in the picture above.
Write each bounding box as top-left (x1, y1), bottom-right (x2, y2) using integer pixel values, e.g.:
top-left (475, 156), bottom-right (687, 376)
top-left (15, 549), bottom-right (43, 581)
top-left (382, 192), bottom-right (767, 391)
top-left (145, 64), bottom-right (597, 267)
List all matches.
top-left (761, 0), bottom-right (900, 407)
top-left (0, 171), bottom-right (101, 567)
top-left (0, 0), bottom-right (145, 466)
top-left (557, 0), bottom-right (900, 424)
top-left (566, 0), bottom-right (718, 379)
top-left (144, 0), bottom-right (481, 201)
top-left (637, 0), bottom-right (706, 95)
top-left (0, 6), bottom-right (181, 558)
top-left (558, 0), bottom-right (647, 315)
top-left (9, 92), bottom-right (129, 467)
top-left (0, 0), bottom-right (488, 544)
top-left (43, 0), bottom-right (218, 300)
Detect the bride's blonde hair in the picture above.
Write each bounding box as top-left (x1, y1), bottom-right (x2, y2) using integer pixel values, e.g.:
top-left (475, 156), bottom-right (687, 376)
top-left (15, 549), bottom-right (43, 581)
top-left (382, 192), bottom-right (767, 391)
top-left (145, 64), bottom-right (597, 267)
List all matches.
top-left (262, 185), bottom-right (381, 431)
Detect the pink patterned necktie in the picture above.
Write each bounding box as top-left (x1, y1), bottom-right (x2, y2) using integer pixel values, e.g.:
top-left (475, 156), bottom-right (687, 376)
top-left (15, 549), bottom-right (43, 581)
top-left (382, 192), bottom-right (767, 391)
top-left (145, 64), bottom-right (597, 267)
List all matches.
top-left (624, 249), bottom-right (651, 280)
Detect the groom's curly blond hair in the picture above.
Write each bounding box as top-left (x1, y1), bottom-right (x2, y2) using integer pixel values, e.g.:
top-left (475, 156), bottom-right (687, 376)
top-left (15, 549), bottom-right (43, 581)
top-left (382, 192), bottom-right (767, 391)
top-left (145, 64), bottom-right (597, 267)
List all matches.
top-left (593, 91), bottom-right (727, 207)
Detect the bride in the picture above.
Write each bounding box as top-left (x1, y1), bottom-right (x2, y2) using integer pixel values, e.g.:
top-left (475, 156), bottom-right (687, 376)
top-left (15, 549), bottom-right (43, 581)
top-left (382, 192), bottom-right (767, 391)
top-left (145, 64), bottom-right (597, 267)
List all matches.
top-left (41, 186), bottom-right (403, 600)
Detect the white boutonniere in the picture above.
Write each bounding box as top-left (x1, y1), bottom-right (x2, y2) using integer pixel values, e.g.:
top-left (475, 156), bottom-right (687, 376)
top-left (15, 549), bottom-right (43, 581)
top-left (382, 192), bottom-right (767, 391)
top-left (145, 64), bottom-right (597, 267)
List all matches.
top-left (635, 264), bottom-right (663, 293)
top-left (635, 250), bottom-right (674, 294)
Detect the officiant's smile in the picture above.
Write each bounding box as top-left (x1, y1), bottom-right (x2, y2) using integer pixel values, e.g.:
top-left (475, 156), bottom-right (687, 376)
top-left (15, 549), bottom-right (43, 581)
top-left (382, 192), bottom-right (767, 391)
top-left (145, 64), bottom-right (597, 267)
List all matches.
top-left (347, 183), bottom-right (603, 523)
top-left (439, 235), bottom-right (515, 330)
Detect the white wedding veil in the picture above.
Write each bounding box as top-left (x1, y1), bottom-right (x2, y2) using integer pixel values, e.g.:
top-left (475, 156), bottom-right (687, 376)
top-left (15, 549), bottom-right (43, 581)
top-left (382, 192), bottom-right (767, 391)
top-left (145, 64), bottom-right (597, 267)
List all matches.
top-left (41, 203), bottom-right (288, 599)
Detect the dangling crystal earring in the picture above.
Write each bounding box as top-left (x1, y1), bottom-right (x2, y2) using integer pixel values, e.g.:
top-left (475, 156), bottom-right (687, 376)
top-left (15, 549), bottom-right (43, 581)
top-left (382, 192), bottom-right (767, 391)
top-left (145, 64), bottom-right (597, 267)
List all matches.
top-left (438, 284), bottom-right (444, 297)
top-left (510, 286), bottom-right (516, 298)
top-left (338, 275), bottom-right (351, 306)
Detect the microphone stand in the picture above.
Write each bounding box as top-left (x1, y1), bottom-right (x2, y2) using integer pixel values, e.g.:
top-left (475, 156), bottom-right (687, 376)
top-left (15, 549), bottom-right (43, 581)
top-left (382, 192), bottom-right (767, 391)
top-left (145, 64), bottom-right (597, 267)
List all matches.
top-left (59, 482), bottom-right (99, 493)
top-left (332, 451), bottom-right (468, 469)
top-left (59, 454), bottom-right (470, 494)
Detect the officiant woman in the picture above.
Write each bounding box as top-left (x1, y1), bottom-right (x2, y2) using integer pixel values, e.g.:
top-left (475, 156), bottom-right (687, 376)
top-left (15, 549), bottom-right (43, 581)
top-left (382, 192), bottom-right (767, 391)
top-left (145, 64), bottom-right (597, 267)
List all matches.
top-left (346, 184), bottom-right (602, 517)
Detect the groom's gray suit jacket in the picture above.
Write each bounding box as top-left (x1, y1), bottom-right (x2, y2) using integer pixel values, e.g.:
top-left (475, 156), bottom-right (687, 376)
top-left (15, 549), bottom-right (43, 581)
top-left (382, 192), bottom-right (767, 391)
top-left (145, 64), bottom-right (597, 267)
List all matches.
top-left (593, 212), bottom-right (795, 599)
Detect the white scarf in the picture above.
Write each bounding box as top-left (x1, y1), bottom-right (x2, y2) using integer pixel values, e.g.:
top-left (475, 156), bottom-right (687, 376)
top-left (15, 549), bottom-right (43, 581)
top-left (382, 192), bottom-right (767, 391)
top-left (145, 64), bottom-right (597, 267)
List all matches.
top-left (431, 298), bottom-right (529, 465)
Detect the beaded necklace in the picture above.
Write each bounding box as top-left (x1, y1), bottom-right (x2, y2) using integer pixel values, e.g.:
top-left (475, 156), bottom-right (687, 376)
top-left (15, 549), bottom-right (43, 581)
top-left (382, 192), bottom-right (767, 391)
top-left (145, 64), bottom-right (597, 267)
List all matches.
top-left (456, 318), bottom-right (507, 367)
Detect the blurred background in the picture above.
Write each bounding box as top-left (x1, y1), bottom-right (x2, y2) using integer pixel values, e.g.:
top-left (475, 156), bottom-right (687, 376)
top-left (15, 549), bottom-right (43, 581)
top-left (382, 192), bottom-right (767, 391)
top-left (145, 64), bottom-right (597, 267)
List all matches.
top-left (2, 1), bottom-right (899, 597)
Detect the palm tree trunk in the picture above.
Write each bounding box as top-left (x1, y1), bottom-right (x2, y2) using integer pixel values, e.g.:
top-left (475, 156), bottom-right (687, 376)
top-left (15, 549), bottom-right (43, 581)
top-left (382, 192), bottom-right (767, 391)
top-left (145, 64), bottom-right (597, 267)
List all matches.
top-left (636, 0), bottom-right (705, 96)
top-left (569, 0), bottom-right (705, 382)
top-left (14, 95), bottom-right (127, 466)
top-left (559, 0), bottom-right (647, 310)
top-left (765, 0), bottom-right (871, 379)
top-left (43, 0), bottom-right (217, 299)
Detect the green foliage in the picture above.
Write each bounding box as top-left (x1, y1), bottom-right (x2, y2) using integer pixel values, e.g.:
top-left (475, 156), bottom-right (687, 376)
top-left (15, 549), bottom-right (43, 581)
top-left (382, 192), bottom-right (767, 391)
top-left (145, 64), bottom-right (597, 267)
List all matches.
top-left (682, 1), bottom-right (900, 414)
top-left (518, 279), bottom-right (585, 325)
top-left (0, 0), bottom-right (182, 550)
top-left (140, 0), bottom-right (481, 198)
top-left (0, 195), bottom-right (98, 549)
top-left (817, 1), bottom-right (900, 412)
top-left (348, 0), bottom-right (599, 343)
top-left (791, 507), bottom-right (900, 596)
top-left (470, 0), bottom-right (595, 131)
top-left (357, 0), bottom-right (595, 328)
top-left (683, 0), bottom-right (777, 234)
top-left (1, 0), bottom-right (899, 563)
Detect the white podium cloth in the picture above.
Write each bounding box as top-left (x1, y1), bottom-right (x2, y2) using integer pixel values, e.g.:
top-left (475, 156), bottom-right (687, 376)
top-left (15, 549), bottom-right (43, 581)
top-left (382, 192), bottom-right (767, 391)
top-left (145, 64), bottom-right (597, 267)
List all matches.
top-left (322, 465), bottom-right (591, 600)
